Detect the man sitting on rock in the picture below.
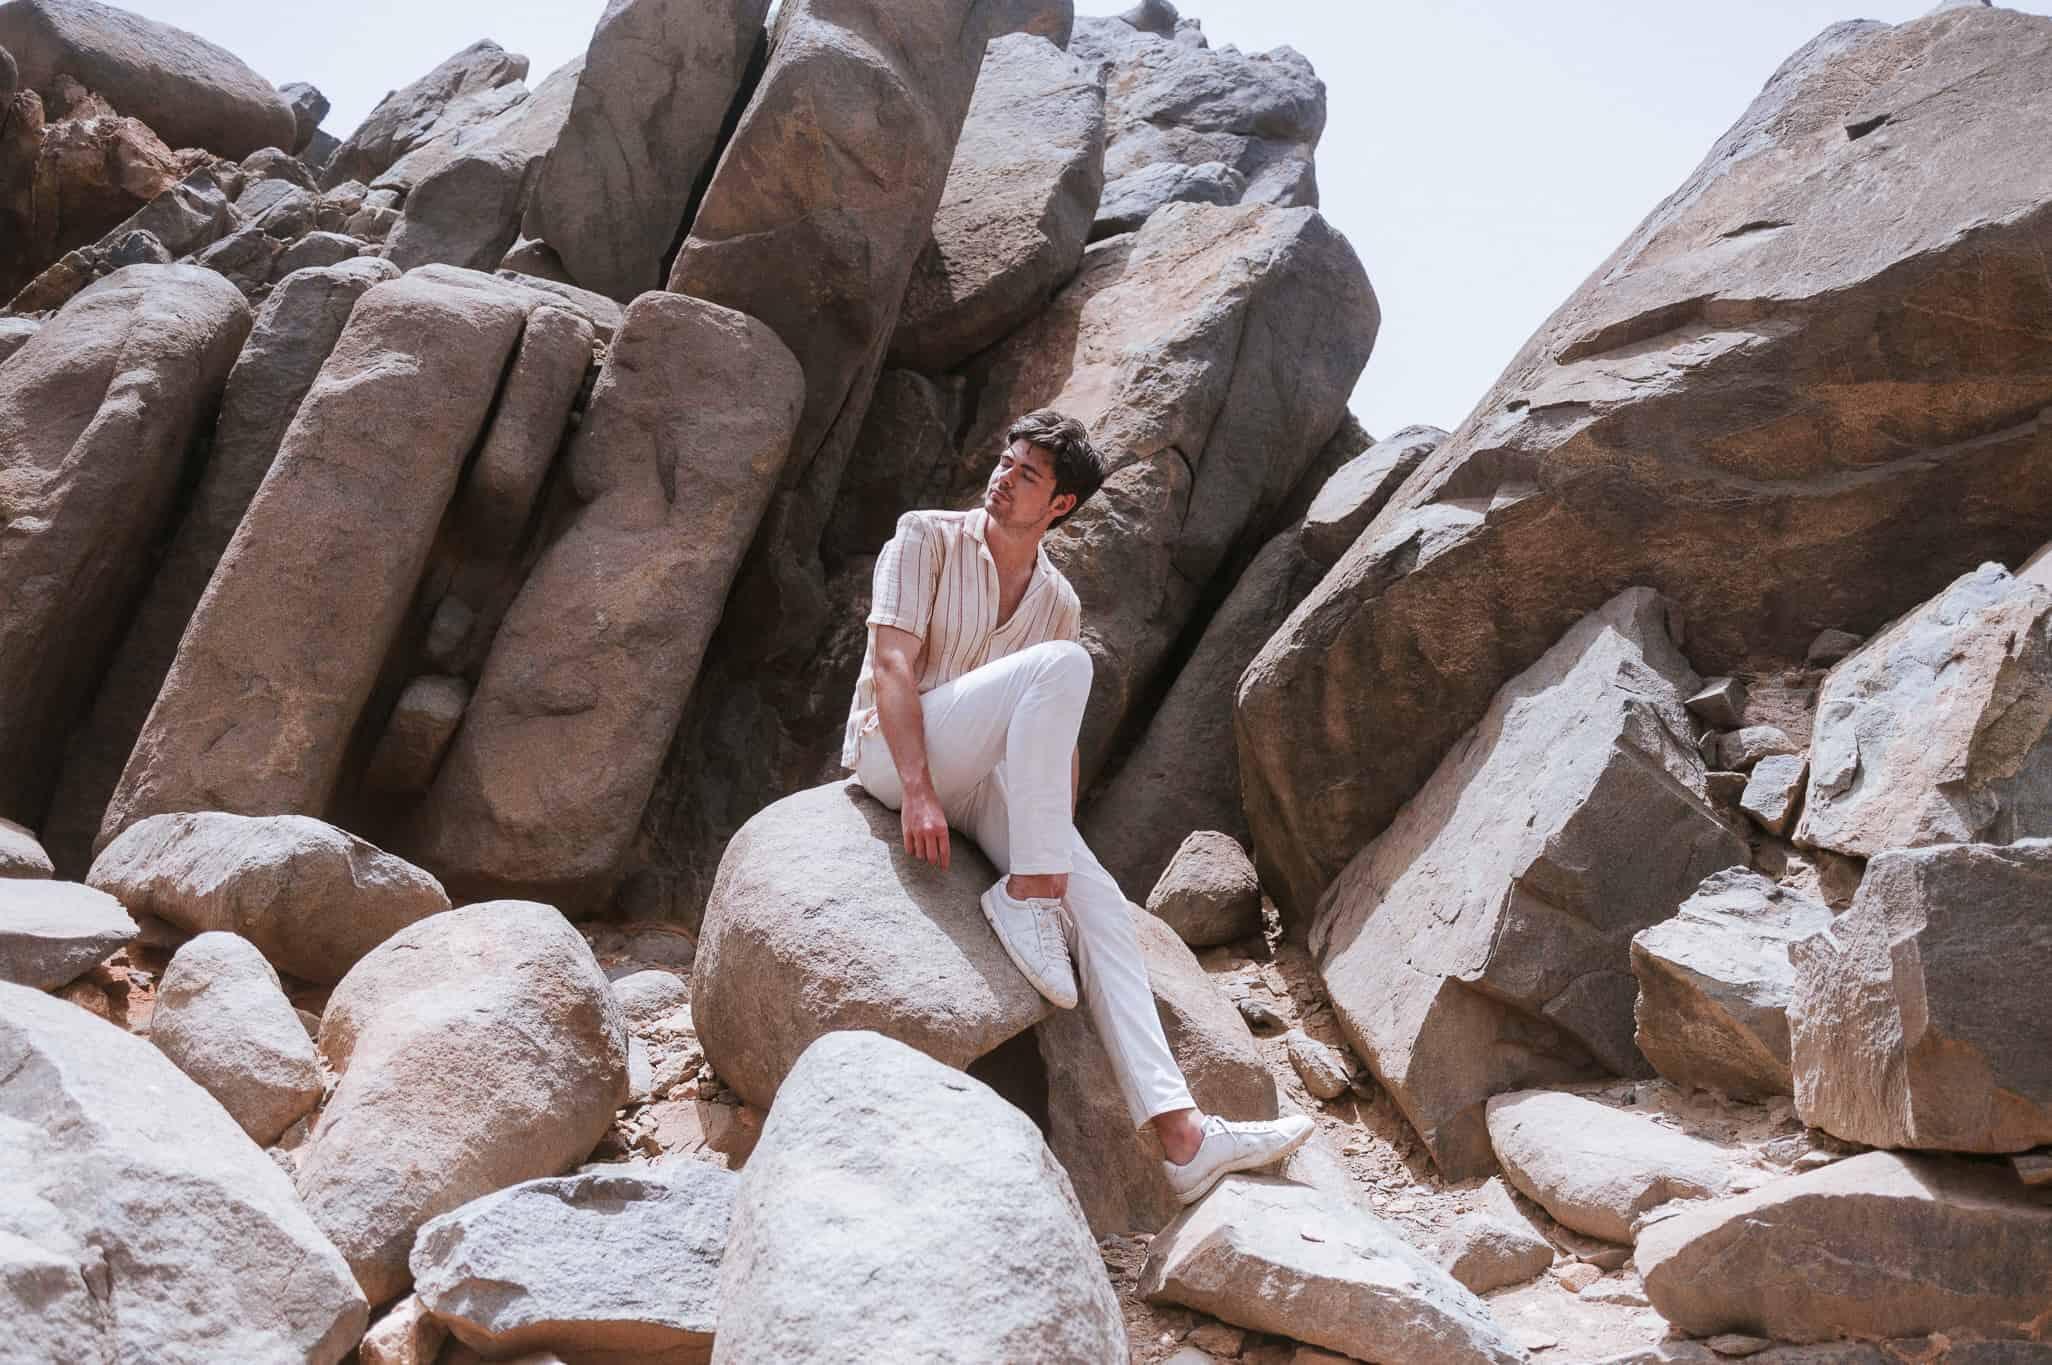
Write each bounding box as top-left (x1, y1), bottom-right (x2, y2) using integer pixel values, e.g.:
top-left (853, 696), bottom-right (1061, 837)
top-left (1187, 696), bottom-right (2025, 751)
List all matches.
top-left (843, 408), bottom-right (1312, 1203)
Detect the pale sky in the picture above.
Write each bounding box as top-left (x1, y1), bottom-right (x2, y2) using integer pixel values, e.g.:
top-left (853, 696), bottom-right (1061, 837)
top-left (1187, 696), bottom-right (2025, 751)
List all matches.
top-left (136, 0), bottom-right (2051, 439)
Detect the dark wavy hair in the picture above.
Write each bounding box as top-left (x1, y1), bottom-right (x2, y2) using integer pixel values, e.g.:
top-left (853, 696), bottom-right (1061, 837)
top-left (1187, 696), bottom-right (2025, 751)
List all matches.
top-left (1005, 410), bottom-right (1106, 528)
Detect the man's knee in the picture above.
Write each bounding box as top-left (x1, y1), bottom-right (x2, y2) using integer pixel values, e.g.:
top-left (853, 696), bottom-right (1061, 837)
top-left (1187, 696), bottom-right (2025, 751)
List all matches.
top-left (1030, 639), bottom-right (1092, 694)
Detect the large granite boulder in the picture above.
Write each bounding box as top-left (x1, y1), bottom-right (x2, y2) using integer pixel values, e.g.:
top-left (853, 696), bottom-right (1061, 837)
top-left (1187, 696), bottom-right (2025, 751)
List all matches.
top-left (1037, 903), bottom-right (1276, 1235)
top-left (0, 0), bottom-right (296, 157)
top-left (446, 302), bottom-right (593, 558)
top-left (100, 267), bottom-right (536, 845)
top-left (1632, 868), bottom-right (1833, 1099)
top-left (1140, 829), bottom-right (1264, 949)
top-left (1300, 424), bottom-right (1446, 568)
top-left (524, 0), bottom-right (769, 301)
top-left (666, 0), bottom-right (1070, 662)
top-left (408, 291), bottom-right (803, 910)
top-left (1795, 563), bottom-right (2052, 857)
top-left (1485, 1090), bottom-right (1737, 1244)
top-left (321, 39), bottom-right (529, 190)
top-left (1638, 1152), bottom-right (2052, 1343)
top-left (1790, 840), bottom-right (2052, 1153)
top-left (888, 31), bottom-right (1107, 373)
top-left (714, 1031), bottom-right (1124, 1363)
top-left (384, 56), bottom-right (581, 273)
top-left (149, 930), bottom-right (321, 1145)
top-left (1140, 1176), bottom-right (1526, 1365)
top-left (1081, 15), bottom-right (1326, 208)
top-left (1081, 528), bottom-right (1322, 895)
top-left (41, 257), bottom-right (397, 875)
top-left (410, 1163), bottom-right (734, 1363)
top-left (0, 265), bottom-right (249, 831)
top-left (963, 199), bottom-right (1376, 780)
top-left (690, 782), bottom-right (1051, 1109)
top-left (88, 812), bottom-right (450, 984)
top-left (1313, 589), bottom-right (1750, 1178)
top-left (0, 981), bottom-right (366, 1361)
top-left (0, 95), bottom-right (186, 301)
top-left (1238, 8), bottom-right (2052, 925)
top-left (295, 900), bottom-right (629, 1306)
top-left (0, 877), bottom-right (133, 988)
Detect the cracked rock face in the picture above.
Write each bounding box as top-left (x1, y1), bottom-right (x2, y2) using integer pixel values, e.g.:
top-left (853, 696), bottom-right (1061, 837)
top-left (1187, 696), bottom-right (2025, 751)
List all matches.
top-left (1238, 6), bottom-right (2052, 926)
top-left (1313, 589), bottom-right (1748, 1178)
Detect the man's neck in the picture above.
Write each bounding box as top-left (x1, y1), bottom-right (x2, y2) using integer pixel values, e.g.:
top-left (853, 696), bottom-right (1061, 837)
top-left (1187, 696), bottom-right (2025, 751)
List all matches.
top-left (982, 514), bottom-right (1043, 577)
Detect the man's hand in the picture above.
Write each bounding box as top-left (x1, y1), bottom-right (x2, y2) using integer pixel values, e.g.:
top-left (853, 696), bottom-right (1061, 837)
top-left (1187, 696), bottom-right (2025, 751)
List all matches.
top-left (902, 783), bottom-right (951, 870)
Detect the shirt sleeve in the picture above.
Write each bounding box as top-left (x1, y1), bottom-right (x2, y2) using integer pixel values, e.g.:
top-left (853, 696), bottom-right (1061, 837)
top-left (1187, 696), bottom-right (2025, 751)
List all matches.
top-left (867, 512), bottom-right (941, 641)
top-left (1052, 587), bottom-right (1082, 644)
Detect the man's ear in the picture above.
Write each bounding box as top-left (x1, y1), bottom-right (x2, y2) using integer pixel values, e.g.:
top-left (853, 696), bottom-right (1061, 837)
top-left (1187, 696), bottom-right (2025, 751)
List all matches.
top-left (1049, 491), bottom-right (1077, 524)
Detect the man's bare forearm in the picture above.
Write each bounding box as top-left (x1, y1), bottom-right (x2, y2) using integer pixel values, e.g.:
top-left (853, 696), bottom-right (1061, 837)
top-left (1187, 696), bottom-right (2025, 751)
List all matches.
top-left (874, 662), bottom-right (935, 796)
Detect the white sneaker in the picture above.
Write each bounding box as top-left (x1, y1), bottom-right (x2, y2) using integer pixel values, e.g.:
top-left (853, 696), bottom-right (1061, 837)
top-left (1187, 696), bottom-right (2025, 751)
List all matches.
top-left (1164, 1114), bottom-right (1316, 1205)
top-left (980, 880), bottom-right (1078, 1010)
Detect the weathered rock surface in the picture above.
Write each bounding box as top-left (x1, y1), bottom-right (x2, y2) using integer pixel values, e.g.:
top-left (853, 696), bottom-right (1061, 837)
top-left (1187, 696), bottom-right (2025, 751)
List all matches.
top-left (0, 981), bottom-right (366, 1361)
top-left (1238, 7), bottom-right (2052, 925)
top-left (1790, 840), bottom-right (2052, 1152)
top-left (0, 817), bottom-right (53, 878)
top-left (1037, 904), bottom-right (1276, 1235)
top-left (1796, 564), bottom-right (2052, 857)
top-left (715, 1030), bottom-right (1124, 1363)
top-left (1632, 868), bottom-right (1833, 1099)
top-left (1141, 1176), bottom-right (1526, 1365)
top-left (1081, 528), bottom-right (1322, 895)
top-left (819, 367), bottom-right (963, 562)
top-left (0, 265), bottom-right (249, 830)
top-left (0, 0), bottom-right (296, 157)
top-left (690, 782), bottom-right (1050, 1109)
top-left (363, 675), bottom-right (468, 795)
top-left (1486, 1090), bottom-right (1738, 1244)
top-left (149, 930), bottom-right (321, 1145)
top-left (1300, 424), bottom-right (1446, 568)
top-left (1442, 1177), bottom-right (1554, 1295)
top-left (1314, 590), bottom-right (1749, 1177)
top-left (101, 267), bottom-right (534, 842)
top-left (889, 31), bottom-right (1107, 372)
top-left (411, 1163), bottom-right (734, 1362)
top-left (41, 256), bottom-right (395, 874)
top-left (358, 1295), bottom-right (446, 1365)
top-left (280, 80), bottom-right (327, 155)
top-left (448, 301), bottom-right (593, 557)
top-left (1713, 726), bottom-right (1799, 773)
top-left (384, 56), bottom-right (581, 273)
top-left (1638, 1152), bottom-right (2052, 1343)
top-left (525, 0), bottom-right (768, 301)
top-left (1287, 1030), bottom-right (1354, 1101)
top-left (1142, 830), bottom-right (1263, 948)
top-left (0, 877), bottom-right (133, 988)
top-left (322, 39), bottom-right (529, 189)
top-left (1740, 753), bottom-right (1806, 835)
top-left (1092, 158), bottom-right (1243, 238)
top-left (410, 292), bottom-right (803, 909)
top-left (88, 812), bottom-right (450, 984)
top-left (0, 96), bottom-right (187, 301)
top-left (296, 900), bottom-right (629, 1306)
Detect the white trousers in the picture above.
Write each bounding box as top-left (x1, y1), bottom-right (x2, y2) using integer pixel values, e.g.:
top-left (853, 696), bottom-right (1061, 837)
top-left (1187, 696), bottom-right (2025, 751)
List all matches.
top-left (854, 639), bottom-right (1198, 1129)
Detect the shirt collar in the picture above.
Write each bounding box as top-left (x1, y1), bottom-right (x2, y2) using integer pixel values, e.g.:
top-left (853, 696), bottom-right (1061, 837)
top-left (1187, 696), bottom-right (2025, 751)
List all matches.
top-left (966, 507), bottom-right (1054, 588)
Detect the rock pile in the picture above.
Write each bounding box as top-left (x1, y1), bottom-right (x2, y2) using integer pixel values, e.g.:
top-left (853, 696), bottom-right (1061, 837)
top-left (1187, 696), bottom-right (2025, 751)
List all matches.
top-left (5, 0), bottom-right (2052, 1358)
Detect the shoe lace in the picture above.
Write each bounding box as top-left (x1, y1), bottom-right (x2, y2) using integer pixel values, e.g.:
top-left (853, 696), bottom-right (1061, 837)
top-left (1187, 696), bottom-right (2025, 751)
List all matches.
top-left (1030, 898), bottom-right (1067, 966)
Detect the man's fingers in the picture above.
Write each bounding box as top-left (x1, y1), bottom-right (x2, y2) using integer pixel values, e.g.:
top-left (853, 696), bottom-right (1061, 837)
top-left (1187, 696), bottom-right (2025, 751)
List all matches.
top-left (938, 828), bottom-right (951, 871)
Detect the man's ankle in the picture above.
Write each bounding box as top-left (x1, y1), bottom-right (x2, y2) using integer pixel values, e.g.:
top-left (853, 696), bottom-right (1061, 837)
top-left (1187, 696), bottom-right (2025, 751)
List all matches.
top-left (1007, 872), bottom-right (1067, 900)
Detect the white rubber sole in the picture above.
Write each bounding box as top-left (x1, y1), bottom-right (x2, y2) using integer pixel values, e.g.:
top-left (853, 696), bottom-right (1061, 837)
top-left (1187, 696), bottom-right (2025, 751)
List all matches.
top-left (979, 886), bottom-right (1079, 1010)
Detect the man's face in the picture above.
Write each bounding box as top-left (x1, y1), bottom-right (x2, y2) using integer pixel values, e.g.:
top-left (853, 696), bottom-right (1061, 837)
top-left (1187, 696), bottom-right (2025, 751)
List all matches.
top-left (985, 440), bottom-right (1076, 532)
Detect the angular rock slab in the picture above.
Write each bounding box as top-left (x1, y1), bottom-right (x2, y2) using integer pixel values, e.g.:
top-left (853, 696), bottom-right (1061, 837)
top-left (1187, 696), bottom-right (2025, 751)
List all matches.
top-left (88, 812), bottom-right (450, 985)
top-left (715, 1031), bottom-right (1123, 1363)
top-left (0, 818), bottom-right (53, 878)
top-left (409, 291), bottom-right (803, 909)
top-left (322, 39), bottom-right (529, 190)
top-left (1301, 423), bottom-right (1447, 568)
top-left (1038, 904), bottom-right (1276, 1235)
top-left (0, 981), bottom-right (366, 1362)
top-left (691, 782), bottom-right (1050, 1110)
top-left (1237, 9), bottom-right (2052, 927)
top-left (412, 1163), bottom-right (735, 1362)
top-left (1442, 1177), bottom-right (1554, 1295)
top-left (101, 266), bottom-right (533, 843)
top-left (296, 901), bottom-right (628, 1306)
top-left (1485, 1090), bottom-right (1738, 1244)
top-left (150, 931), bottom-right (322, 1146)
top-left (526, 0), bottom-right (768, 301)
top-left (1140, 1176), bottom-right (1526, 1365)
top-left (0, 0), bottom-right (297, 157)
top-left (1790, 840), bottom-right (2052, 1152)
top-left (1313, 589), bottom-right (1749, 1177)
top-left (0, 878), bottom-right (134, 988)
top-left (889, 31), bottom-right (1107, 372)
top-left (1796, 563), bottom-right (2052, 858)
top-left (0, 264), bottom-right (249, 829)
top-left (1632, 868), bottom-right (1833, 1099)
top-left (1638, 1152), bottom-right (2052, 1343)
top-left (41, 256), bottom-right (397, 876)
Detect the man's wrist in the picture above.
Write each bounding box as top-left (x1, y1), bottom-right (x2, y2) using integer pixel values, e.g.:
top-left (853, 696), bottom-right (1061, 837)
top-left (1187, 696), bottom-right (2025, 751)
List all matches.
top-left (900, 771), bottom-right (937, 799)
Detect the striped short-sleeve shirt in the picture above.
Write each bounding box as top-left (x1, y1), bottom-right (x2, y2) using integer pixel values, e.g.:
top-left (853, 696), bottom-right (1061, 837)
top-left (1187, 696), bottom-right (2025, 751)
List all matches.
top-left (842, 508), bottom-right (1082, 768)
